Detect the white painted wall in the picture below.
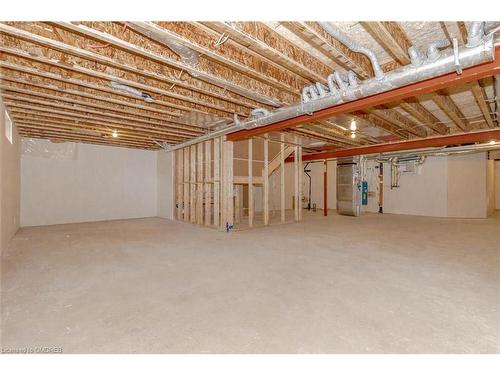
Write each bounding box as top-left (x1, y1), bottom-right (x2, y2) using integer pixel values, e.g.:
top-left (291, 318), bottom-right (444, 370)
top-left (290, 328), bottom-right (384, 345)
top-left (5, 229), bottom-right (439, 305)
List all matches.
top-left (0, 99), bottom-right (21, 250)
top-left (486, 159), bottom-right (495, 216)
top-left (302, 161), bottom-right (337, 210)
top-left (157, 150), bottom-right (175, 220)
top-left (21, 140), bottom-right (158, 226)
top-left (383, 156), bottom-right (449, 217)
top-left (447, 153), bottom-right (487, 218)
top-left (361, 153), bottom-right (491, 218)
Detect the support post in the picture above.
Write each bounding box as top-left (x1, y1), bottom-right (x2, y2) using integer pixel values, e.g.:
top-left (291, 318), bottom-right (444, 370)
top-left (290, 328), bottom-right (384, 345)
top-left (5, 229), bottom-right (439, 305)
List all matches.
top-left (225, 139), bottom-right (234, 229)
top-left (294, 137), bottom-right (299, 221)
top-left (263, 135), bottom-right (269, 225)
top-left (214, 137), bottom-right (221, 228)
top-left (280, 134), bottom-right (285, 223)
top-left (323, 159), bottom-right (328, 217)
top-left (196, 142), bottom-right (204, 225)
top-left (176, 149), bottom-right (183, 220)
top-left (248, 138), bottom-right (254, 227)
top-left (204, 140), bottom-right (212, 226)
top-left (190, 145), bottom-right (196, 223)
top-left (298, 143), bottom-right (303, 221)
top-left (183, 147), bottom-right (190, 222)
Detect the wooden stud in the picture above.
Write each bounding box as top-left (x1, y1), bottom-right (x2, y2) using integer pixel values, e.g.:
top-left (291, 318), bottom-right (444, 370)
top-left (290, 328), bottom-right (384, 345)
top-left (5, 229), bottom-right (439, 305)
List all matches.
top-left (234, 185), bottom-right (242, 224)
top-left (248, 138), bottom-right (254, 227)
top-left (323, 159), bottom-right (328, 217)
top-left (298, 143), bottom-right (303, 221)
top-left (196, 142), bottom-right (204, 225)
top-left (220, 138), bottom-right (234, 229)
top-left (183, 147), bottom-right (190, 221)
top-left (294, 136), bottom-right (299, 222)
top-left (176, 149), bottom-right (183, 220)
top-left (226, 140), bottom-right (234, 228)
top-left (263, 135), bottom-right (269, 225)
top-left (190, 145), bottom-right (196, 223)
top-left (280, 134), bottom-right (285, 223)
top-left (204, 140), bottom-right (212, 226)
top-left (213, 137), bottom-right (221, 228)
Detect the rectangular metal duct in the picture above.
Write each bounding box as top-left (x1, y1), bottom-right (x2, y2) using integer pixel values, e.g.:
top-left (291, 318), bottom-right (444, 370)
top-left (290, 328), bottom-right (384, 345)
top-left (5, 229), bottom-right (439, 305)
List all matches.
top-left (336, 157), bottom-right (360, 217)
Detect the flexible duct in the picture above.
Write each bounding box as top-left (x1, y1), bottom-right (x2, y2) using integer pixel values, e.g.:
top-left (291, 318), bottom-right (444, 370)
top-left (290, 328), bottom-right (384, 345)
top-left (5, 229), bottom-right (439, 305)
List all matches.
top-left (409, 46), bottom-right (426, 66)
top-left (318, 22), bottom-right (385, 80)
top-left (250, 108), bottom-right (270, 118)
top-left (111, 82), bottom-right (154, 102)
top-left (468, 21), bottom-right (485, 47)
top-left (427, 40), bottom-right (450, 61)
top-left (166, 31), bottom-right (495, 152)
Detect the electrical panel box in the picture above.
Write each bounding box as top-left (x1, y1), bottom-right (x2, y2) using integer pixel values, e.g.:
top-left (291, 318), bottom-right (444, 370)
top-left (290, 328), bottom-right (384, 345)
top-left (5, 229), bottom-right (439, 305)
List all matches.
top-left (361, 181), bottom-right (368, 205)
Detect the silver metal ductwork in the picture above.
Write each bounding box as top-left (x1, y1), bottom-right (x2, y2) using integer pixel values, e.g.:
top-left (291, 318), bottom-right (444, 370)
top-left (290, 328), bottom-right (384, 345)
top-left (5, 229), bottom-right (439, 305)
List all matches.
top-left (336, 157), bottom-right (361, 217)
top-left (318, 22), bottom-right (385, 80)
top-left (166, 22), bottom-right (495, 152)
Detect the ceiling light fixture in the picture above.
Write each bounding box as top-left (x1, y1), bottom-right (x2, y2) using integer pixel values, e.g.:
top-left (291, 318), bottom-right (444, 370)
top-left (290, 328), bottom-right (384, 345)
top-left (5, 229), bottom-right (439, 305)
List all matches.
top-left (489, 140), bottom-right (496, 145)
top-left (350, 119), bottom-right (357, 131)
top-left (350, 132), bottom-right (356, 139)
top-left (112, 130), bottom-right (118, 138)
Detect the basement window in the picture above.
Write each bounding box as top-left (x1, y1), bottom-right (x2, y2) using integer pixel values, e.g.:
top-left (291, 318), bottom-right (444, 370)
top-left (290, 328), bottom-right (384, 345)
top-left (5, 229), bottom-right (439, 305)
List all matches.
top-left (5, 110), bottom-right (13, 144)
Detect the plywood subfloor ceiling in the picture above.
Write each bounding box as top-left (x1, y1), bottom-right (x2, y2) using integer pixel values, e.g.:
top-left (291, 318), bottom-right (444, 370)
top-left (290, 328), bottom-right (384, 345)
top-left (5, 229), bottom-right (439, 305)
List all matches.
top-left (0, 21), bottom-right (498, 150)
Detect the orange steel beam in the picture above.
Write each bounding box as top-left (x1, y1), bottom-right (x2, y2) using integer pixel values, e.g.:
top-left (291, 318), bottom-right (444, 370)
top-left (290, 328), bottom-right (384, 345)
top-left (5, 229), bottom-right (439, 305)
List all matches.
top-left (289, 128), bottom-right (500, 162)
top-left (228, 45), bottom-right (500, 141)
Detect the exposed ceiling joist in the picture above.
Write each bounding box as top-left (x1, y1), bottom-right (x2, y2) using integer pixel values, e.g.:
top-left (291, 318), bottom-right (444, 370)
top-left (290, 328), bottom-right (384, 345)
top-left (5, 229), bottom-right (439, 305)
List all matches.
top-left (227, 45), bottom-right (500, 141)
top-left (48, 21), bottom-right (282, 107)
top-left (0, 57), bottom-right (215, 117)
top-left (361, 21), bottom-right (455, 135)
top-left (126, 22), bottom-right (300, 96)
top-left (0, 84), bottom-right (204, 135)
top-left (0, 24), bottom-right (255, 115)
top-left (451, 21), bottom-right (496, 129)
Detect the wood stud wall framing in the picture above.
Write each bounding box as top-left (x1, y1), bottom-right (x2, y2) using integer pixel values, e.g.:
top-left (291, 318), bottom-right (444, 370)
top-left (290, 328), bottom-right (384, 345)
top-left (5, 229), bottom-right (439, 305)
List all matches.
top-left (174, 135), bottom-right (303, 231)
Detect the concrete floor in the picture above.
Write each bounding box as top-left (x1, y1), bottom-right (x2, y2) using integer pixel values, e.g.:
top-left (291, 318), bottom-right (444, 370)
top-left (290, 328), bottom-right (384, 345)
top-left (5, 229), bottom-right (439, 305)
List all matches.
top-left (1, 211), bottom-right (499, 353)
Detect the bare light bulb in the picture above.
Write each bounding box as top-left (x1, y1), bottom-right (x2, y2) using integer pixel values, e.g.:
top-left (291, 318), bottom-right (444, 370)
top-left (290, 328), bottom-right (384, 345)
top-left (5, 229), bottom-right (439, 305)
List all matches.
top-left (112, 130), bottom-right (118, 138)
top-left (350, 119), bottom-right (357, 131)
top-left (350, 132), bottom-right (356, 139)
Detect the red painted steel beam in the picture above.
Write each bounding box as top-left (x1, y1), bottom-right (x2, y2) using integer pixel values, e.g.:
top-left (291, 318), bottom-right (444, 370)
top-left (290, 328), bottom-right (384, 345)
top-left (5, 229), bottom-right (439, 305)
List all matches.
top-left (293, 128), bottom-right (500, 162)
top-left (228, 45), bottom-right (500, 142)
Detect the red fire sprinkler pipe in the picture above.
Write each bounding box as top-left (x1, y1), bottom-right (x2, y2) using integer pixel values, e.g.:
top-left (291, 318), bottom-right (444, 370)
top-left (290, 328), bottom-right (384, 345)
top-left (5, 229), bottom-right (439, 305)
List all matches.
top-left (323, 160), bottom-right (328, 217)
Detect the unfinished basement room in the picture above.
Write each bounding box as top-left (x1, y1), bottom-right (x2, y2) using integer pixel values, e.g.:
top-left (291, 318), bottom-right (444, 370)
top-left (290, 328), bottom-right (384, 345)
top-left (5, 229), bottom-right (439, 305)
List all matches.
top-left (1, 6), bottom-right (500, 366)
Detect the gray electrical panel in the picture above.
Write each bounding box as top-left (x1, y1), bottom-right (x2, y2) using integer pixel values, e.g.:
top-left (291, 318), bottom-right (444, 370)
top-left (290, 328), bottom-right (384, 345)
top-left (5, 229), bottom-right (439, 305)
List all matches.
top-left (336, 157), bottom-right (360, 217)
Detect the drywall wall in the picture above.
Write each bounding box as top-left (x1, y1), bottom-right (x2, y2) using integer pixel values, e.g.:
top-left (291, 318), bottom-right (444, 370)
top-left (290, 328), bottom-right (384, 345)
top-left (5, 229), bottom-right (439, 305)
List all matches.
top-left (0, 99), bottom-right (21, 250)
top-left (447, 152), bottom-right (487, 218)
top-left (496, 161), bottom-right (500, 210)
top-left (383, 156), bottom-right (449, 217)
top-left (157, 150), bottom-right (175, 220)
top-left (300, 160), bottom-right (336, 210)
top-left (486, 159), bottom-right (495, 216)
top-left (21, 139), bottom-right (158, 226)
top-left (360, 153), bottom-right (491, 218)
